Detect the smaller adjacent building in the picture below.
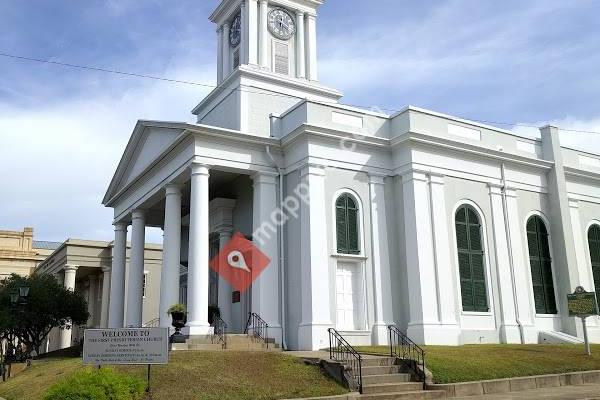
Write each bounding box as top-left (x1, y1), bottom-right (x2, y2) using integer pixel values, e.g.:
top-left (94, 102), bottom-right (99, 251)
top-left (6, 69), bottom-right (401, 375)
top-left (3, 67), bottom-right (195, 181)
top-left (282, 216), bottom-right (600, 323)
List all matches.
top-left (35, 238), bottom-right (163, 352)
top-left (0, 227), bottom-right (60, 279)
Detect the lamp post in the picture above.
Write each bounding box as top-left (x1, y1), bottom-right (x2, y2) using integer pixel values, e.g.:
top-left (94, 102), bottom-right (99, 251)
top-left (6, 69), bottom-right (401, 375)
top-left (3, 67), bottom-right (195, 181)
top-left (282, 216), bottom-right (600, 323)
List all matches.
top-left (3, 285), bottom-right (30, 380)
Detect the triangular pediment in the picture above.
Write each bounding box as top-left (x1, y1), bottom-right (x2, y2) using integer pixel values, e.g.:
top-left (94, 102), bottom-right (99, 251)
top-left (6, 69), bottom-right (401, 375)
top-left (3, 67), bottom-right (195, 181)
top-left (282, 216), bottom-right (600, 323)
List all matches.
top-left (103, 121), bottom-right (187, 205)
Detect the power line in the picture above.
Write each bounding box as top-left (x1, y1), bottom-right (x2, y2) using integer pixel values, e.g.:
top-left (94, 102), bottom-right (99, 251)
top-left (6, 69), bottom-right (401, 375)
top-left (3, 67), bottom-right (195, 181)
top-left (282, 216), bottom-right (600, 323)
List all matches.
top-left (1, 51), bottom-right (599, 136)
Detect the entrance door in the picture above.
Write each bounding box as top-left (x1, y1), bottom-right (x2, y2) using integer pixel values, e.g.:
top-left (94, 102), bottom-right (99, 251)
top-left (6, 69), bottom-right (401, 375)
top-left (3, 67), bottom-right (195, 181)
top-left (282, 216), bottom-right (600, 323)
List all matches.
top-left (335, 262), bottom-right (365, 331)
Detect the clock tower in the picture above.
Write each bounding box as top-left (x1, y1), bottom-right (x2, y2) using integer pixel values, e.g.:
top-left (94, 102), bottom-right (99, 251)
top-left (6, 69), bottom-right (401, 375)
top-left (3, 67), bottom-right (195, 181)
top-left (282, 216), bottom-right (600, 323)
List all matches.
top-left (192, 0), bottom-right (342, 136)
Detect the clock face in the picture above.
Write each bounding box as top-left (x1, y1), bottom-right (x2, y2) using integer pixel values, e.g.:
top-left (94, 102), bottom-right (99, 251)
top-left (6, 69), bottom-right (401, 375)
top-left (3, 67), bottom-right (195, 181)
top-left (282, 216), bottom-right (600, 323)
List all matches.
top-left (230, 14), bottom-right (242, 47)
top-left (268, 8), bottom-right (296, 40)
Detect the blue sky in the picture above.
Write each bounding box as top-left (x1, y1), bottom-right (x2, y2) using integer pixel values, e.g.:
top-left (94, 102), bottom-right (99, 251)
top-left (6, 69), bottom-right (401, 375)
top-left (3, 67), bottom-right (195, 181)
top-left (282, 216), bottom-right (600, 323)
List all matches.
top-left (1, 0), bottom-right (600, 242)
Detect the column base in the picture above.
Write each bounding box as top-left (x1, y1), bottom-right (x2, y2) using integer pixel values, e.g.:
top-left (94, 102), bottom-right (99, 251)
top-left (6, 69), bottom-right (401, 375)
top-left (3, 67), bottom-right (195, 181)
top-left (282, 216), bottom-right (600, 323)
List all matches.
top-left (59, 327), bottom-right (72, 349)
top-left (185, 322), bottom-right (213, 336)
top-left (372, 322), bottom-right (391, 345)
top-left (406, 323), bottom-right (461, 345)
top-left (298, 322), bottom-right (333, 351)
top-left (500, 324), bottom-right (523, 344)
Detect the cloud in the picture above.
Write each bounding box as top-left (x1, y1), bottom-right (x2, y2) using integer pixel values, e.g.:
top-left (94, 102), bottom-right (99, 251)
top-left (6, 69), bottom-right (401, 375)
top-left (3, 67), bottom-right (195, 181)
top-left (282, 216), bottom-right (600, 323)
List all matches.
top-left (0, 61), bottom-right (213, 243)
top-left (512, 117), bottom-right (600, 154)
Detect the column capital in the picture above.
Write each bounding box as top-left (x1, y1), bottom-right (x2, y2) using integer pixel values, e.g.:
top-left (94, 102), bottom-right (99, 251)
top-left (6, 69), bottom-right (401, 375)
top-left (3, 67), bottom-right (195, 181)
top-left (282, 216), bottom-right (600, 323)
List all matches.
top-left (223, 21), bottom-right (231, 29)
top-left (252, 171), bottom-right (279, 185)
top-left (401, 170), bottom-right (429, 184)
top-left (300, 164), bottom-right (326, 178)
top-left (131, 209), bottom-right (146, 220)
top-left (113, 222), bottom-right (128, 232)
top-left (569, 198), bottom-right (580, 209)
top-left (64, 264), bottom-right (79, 273)
top-left (259, 0), bottom-right (268, 3)
top-left (429, 173), bottom-right (445, 186)
top-left (488, 182), bottom-right (504, 195)
top-left (101, 265), bottom-right (111, 273)
top-left (369, 173), bottom-right (386, 186)
top-left (165, 183), bottom-right (182, 196)
top-left (306, 13), bottom-right (317, 21)
top-left (296, 10), bottom-right (305, 17)
top-left (191, 163), bottom-right (210, 177)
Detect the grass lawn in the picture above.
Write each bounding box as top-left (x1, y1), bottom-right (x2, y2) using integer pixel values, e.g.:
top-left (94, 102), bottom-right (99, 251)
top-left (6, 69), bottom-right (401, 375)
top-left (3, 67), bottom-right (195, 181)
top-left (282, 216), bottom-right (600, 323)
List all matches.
top-left (356, 344), bottom-right (600, 384)
top-left (0, 351), bottom-right (347, 400)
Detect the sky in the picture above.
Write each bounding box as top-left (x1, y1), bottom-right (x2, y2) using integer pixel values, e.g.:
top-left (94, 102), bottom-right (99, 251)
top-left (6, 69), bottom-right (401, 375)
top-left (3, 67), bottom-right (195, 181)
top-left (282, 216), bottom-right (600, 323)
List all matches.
top-left (1, 0), bottom-right (600, 243)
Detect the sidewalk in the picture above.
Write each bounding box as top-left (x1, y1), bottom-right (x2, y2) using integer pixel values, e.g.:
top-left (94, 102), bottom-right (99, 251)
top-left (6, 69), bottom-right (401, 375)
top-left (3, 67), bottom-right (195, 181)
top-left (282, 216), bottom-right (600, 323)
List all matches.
top-left (454, 383), bottom-right (600, 399)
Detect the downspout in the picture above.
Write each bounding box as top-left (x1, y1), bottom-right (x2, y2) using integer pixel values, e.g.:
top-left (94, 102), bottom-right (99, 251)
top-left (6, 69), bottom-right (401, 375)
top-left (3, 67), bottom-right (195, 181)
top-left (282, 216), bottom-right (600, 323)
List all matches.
top-left (266, 144), bottom-right (288, 350)
top-left (501, 163), bottom-right (525, 344)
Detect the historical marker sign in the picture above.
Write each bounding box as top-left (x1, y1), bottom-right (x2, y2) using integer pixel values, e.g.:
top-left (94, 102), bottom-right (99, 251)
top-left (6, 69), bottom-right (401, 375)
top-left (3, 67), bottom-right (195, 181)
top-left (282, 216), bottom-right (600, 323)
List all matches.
top-left (83, 328), bottom-right (169, 366)
top-left (567, 287), bottom-right (599, 317)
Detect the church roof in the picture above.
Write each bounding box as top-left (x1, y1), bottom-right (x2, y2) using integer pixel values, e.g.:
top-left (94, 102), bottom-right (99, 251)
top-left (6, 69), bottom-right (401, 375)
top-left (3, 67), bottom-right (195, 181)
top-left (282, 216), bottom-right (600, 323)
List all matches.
top-left (32, 240), bottom-right (63, 250)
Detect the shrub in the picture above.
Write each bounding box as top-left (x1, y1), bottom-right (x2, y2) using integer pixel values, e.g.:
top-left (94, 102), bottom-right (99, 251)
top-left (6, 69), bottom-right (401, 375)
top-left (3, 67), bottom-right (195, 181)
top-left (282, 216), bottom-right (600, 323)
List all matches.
top-left (167, 304), bottom-right (186, 315)
top-left (43, 367), bottom-right (145, 400)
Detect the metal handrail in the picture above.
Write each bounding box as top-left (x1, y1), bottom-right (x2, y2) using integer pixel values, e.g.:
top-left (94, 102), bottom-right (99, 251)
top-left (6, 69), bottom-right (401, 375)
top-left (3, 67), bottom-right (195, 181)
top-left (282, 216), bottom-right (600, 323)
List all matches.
top-left (388, 325), bottom-right (426, 389)
top-left (142, 318), bottom-right (160, 328)
top-left (328, 328), bottom-right (363, 394)
top-left (211, 314), bottom-right (227, 349)
top-left (244, 312), bottom-right (269, 349)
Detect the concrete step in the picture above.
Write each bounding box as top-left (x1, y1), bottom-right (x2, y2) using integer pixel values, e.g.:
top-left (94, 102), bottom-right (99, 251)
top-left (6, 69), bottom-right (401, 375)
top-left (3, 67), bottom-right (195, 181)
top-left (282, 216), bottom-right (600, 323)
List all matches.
top-left (362, 383), bottom-right (425, 395)
top-left (361, 365), bottom-right (402, 376)
top-left (360, 390), bottom-right (446, 400)
top-left (357, 357), bottom-right (397, 367)
top-left (362, 374), bottom-right (412, 385)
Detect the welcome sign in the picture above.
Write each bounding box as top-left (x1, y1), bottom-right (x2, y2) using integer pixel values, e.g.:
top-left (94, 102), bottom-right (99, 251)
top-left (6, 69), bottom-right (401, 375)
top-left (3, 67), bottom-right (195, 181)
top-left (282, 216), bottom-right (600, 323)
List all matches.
top-left (83, 328), bottom-right (169, 365)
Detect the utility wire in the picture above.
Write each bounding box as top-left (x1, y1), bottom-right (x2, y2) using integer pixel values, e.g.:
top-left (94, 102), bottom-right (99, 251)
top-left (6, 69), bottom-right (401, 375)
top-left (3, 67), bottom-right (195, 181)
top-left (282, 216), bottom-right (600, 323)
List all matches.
top-left (1, 51), bottom-right (599, 136)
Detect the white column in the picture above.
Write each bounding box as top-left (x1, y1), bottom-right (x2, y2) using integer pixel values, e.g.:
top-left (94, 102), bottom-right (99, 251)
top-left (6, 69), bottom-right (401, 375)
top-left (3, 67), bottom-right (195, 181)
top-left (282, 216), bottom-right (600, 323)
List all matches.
top-left (369, 174), bottom-right (394, 344)
top-left (60, 265), bottom-right (78, 349)
top-left (100, 266), bottom-right (111, 328)
top-left (126, 210), bottom-right (145, 327)
top-left (305, 14), bottom-right (318, 81)
top-left (186, 164), bottom-right (211, 335)
top-left (87, 276), bottom-right (96, 327)
top-left (240, 1), bottom-right (248, 65)
top-left (217, 26), bottom-right (224, 83)
top-left (252, 172), bottom-right (281, 341)
top-left (159, 184), bottom-right (182, 328)
top-left (402, 171), bottom-right (451, 344)
top-left (217, 230), bottom-right (234, 328)
top-left (222, 22), bottom-right (231, 78)
top-left (429, 174), bottom-right (460, 335)
top-left (247, 0), bottom-right (258, 65)
top-left (298, 165), bottom-right (332, 350)
top-left (488, 183), bottom-right (520, 343)
top-left (295, 11), bottom-right (306, 79)
top-left (109, 223), bottom-right (127, 328)
top-left (258, 0), bottom-right (269, 68)
top-left (505, 188), bottom-right (535, 340)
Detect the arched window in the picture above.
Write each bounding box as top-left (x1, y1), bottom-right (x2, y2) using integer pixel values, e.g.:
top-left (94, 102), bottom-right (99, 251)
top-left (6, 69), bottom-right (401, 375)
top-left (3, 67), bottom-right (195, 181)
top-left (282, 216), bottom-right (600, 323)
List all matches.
top-left (587, 225), bottom-right (600, 304)
top-left (455, 205), bottom-right (488, 312)
top-left (336, 193), bottom-right (360, 254)
top-left (527, 216), bottom-right (557, 314)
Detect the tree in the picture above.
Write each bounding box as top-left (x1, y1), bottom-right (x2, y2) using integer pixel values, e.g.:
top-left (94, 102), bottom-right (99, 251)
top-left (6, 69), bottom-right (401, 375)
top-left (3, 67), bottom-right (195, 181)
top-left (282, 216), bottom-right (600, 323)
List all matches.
top-left (0, 273), bottom-right (88, 357)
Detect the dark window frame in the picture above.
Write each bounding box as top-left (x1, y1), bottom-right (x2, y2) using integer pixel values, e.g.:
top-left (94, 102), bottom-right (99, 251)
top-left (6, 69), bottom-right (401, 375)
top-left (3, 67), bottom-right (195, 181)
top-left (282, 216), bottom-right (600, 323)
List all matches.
top-left (527, 215), bottom-right (557, 315)
top-left (455, 204), bottom-right (489, 312)
top-left (587, 224), bottom-right (600, 306)
top-left (335, 193), bottom-right (361, 255)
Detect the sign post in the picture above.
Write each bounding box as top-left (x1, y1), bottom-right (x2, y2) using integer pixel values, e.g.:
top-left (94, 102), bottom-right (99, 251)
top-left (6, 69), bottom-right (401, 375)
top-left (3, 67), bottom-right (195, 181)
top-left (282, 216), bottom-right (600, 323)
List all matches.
top-left (567, 286), bottom-right (599, 356)
top-left (83, 328), bottom-right (169, 393)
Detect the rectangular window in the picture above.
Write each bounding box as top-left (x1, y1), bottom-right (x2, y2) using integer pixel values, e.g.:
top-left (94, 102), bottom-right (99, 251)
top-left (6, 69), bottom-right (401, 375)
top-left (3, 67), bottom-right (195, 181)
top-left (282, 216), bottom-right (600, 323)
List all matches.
top-left (273, 41), bottom-right (290, 75)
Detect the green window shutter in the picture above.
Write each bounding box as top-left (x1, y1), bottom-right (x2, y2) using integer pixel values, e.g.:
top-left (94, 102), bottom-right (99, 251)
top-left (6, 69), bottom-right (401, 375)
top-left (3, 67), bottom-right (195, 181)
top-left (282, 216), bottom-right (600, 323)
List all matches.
top-left (588, 225), bottom-right (600, 305)
top-left (527, 216), bottom-right (557, 314)
top-left (455, 205), bottom-right (488, 312)
top-left (335, 194), bottom-right (361, 255)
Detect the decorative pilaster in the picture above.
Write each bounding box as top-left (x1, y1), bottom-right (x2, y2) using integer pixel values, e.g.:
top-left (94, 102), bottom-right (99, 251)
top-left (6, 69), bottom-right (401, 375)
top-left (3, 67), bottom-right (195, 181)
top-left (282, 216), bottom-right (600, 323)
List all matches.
top-left (108, 223), bottom-right (127, 328)
top-left (126, 210), bottom-right (146, 327)
top-left (186, 164), bottom-right (211, 335)
top-left (159, 184), bottom-right (182, 328)
top-left (222, 22), bottom-right (231, 78)
top-left (87, 275), bottom-right (96, 327)
top-left (100, 266), bottom-right (111, 328)
top-left (217, 26), bottom-right (224, 83)
top-left (488, 183), bottom-right (520, 343)
top-left (240, 1), bottom-right (248, 65)
top-left (251, 172), bottom-right (281, 340)
top-left (60, 265), bottom-right (78, 349)
top-left (298, 165), bottom-right (332, 350)
top-left (305, 14), bottom-right (318, 81)
top-left (296, 11), bottom-right (306, 79)
top-left (258, 0), bottom-right (269, 68)
top-left (247, 0), bottom-right (258, 65)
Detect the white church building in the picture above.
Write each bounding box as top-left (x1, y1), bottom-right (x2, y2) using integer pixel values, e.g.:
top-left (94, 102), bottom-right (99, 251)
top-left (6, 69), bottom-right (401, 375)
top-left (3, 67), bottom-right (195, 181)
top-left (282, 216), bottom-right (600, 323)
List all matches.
top-left (103, 0), bottom-right (600, 350)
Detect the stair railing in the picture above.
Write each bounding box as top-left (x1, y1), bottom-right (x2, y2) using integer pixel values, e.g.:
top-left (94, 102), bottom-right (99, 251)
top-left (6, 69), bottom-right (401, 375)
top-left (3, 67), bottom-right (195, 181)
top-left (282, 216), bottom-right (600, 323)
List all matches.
top-left (244, 312), bottom-right (269, 349)
top-left (388, 325), bottom-right (426, 389)
top-left (211, 314), bottom-right (227, 349)
top-left (142, 318), bottom-right (160, 328)
top-left (328, 328), bottom-right (363, 394)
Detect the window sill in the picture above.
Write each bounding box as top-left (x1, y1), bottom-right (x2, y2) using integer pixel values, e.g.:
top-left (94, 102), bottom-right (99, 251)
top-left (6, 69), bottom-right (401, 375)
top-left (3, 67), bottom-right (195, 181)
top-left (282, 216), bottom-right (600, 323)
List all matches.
top-left (462, 311), bottom-right (493, 316)
top-left (332, 253), bottom-right (367, 260)
top-left (535, 314), bottom-right (560, 318)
